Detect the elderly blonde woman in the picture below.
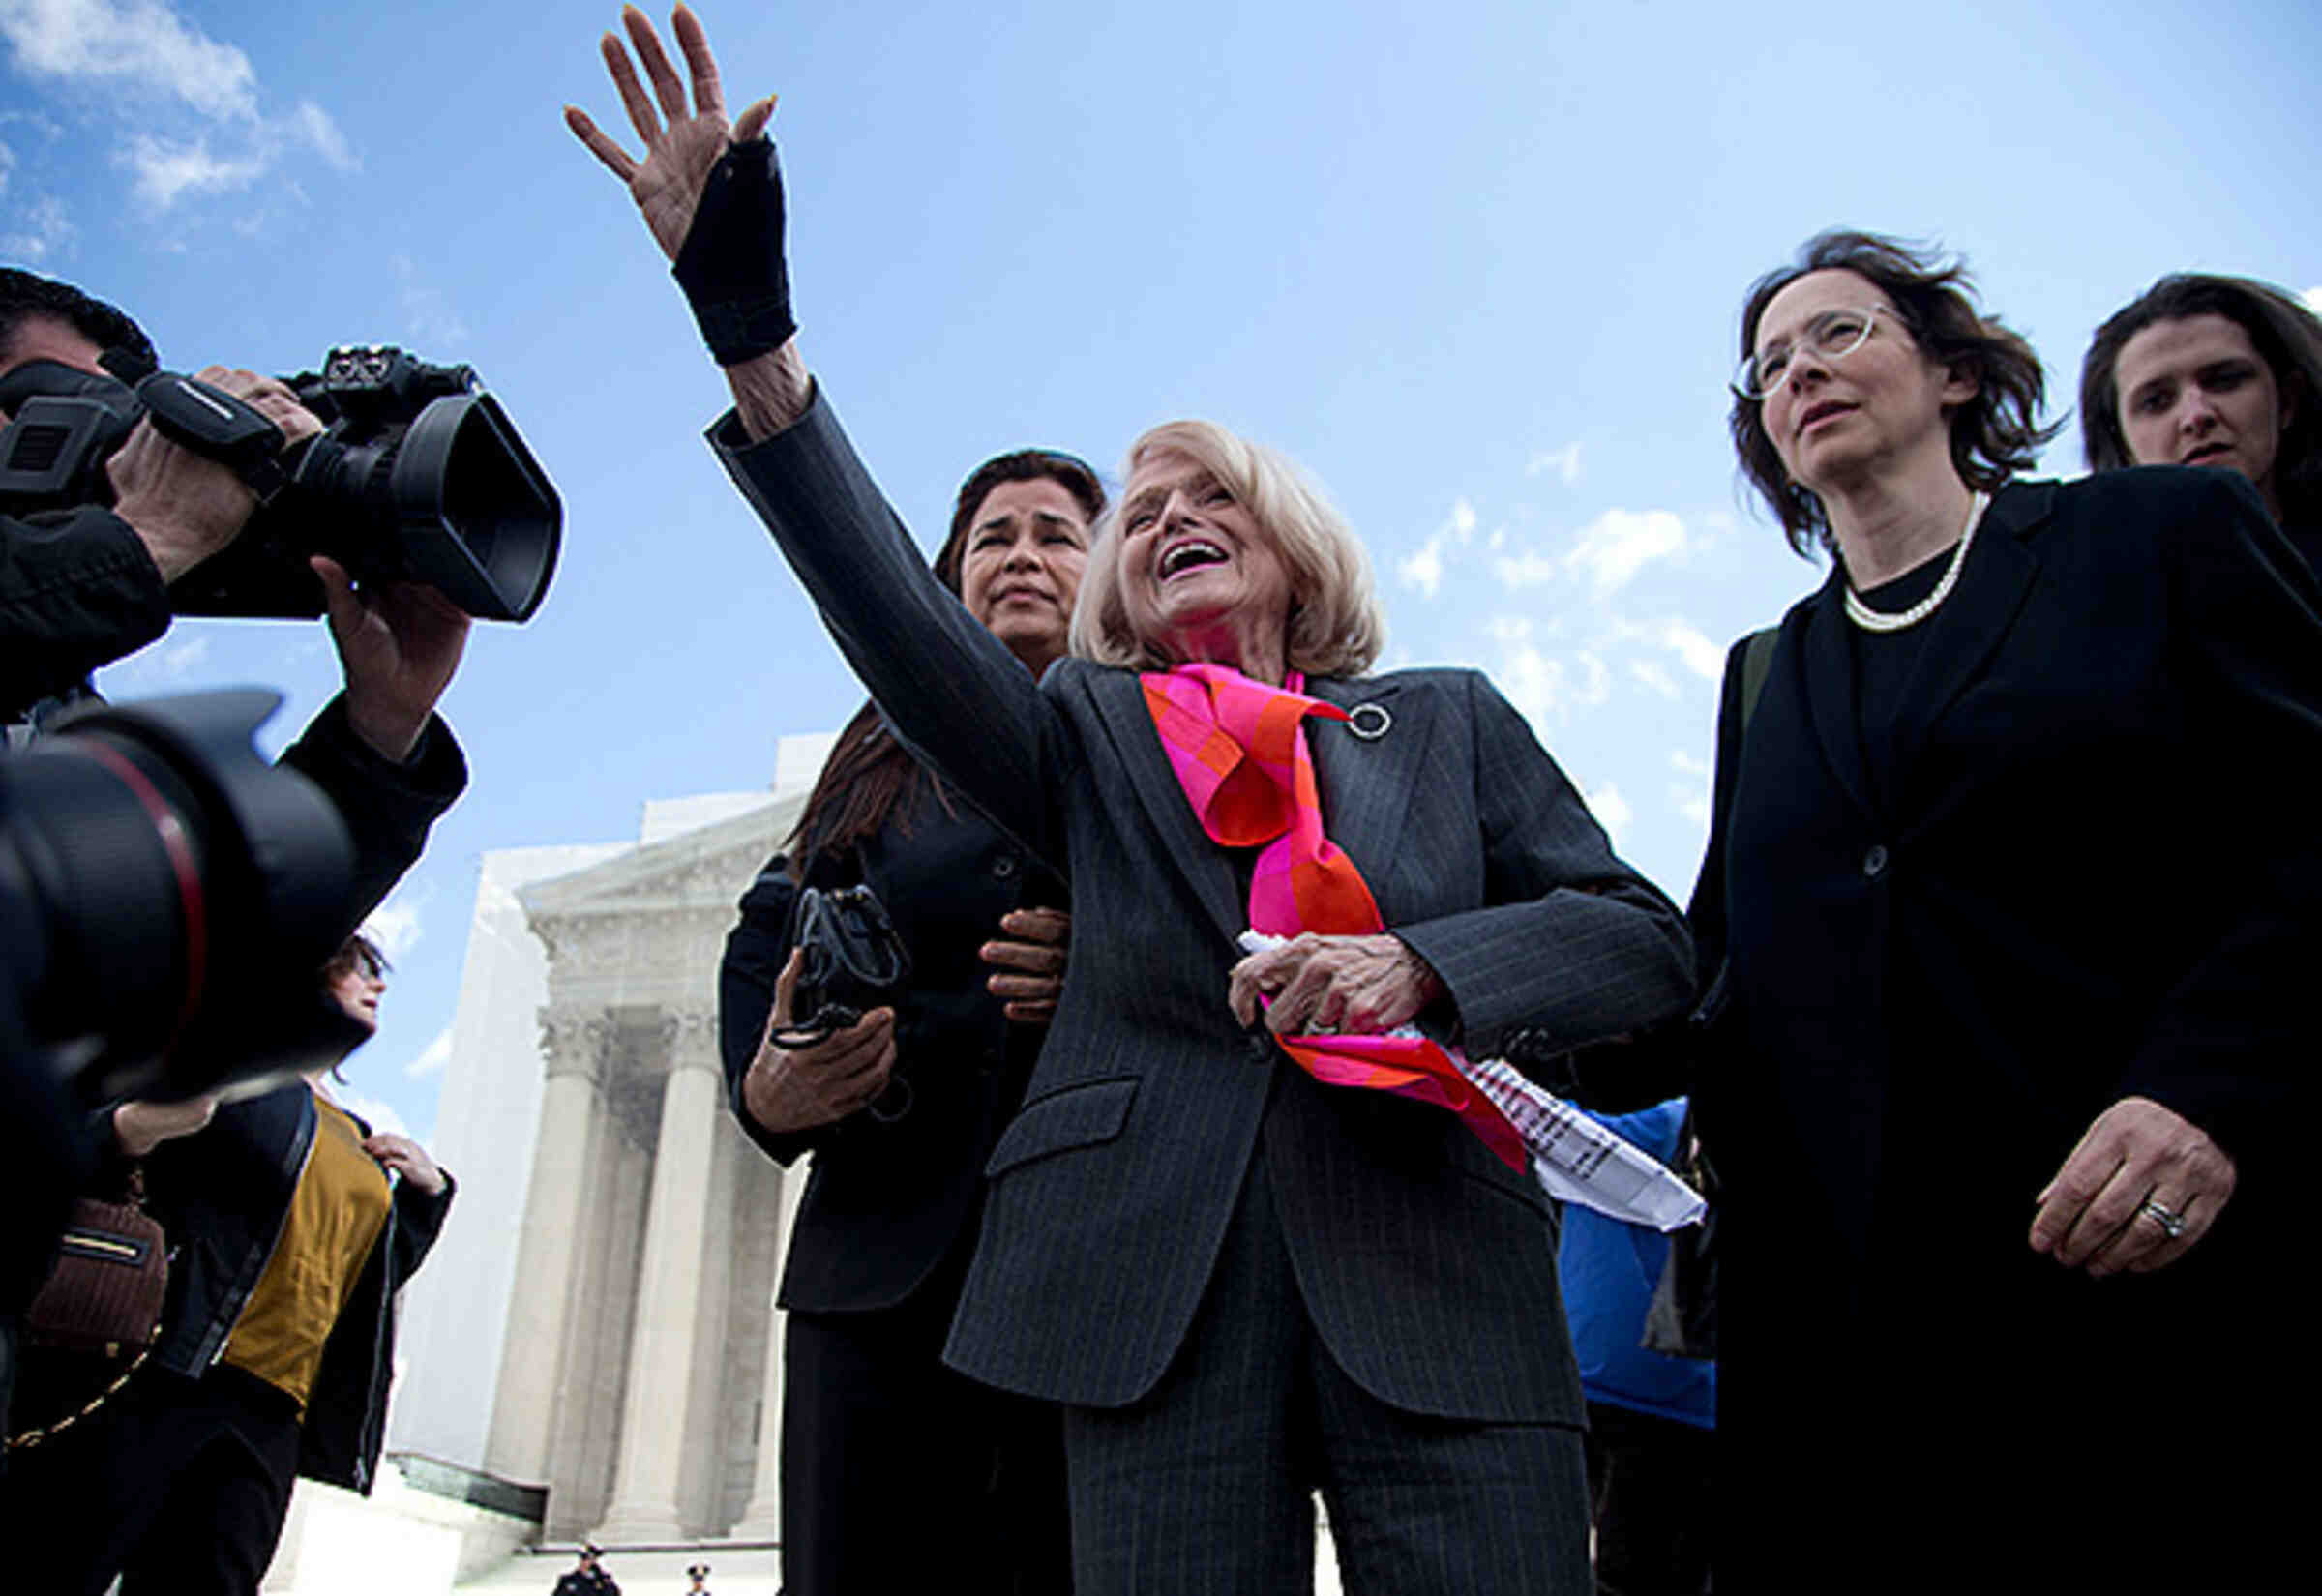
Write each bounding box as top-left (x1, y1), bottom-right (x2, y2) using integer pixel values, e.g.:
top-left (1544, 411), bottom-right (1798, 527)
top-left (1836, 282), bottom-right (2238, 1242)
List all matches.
top-left (569, 11), bottom-right (1692, 1590)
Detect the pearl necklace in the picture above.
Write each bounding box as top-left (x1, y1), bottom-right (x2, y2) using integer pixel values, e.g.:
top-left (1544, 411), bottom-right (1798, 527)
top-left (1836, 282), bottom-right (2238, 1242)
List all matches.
top-left (1843, 490), bottom-right (1988, 634)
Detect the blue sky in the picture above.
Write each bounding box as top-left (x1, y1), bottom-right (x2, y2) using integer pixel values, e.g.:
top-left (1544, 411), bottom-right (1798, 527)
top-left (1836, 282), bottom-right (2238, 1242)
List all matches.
top-left (6, 0), bottom-right (2318, 1145)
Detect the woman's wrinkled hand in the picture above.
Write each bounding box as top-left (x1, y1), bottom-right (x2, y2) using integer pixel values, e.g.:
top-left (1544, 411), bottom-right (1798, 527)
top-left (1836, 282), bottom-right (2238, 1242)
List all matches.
top-left (982, 907), bottom-right (1070, 1023)
top-left (1227, 931), bottom-right (1444, 1036)
top-left (2029, 1095), bottom-right (2237, 1277)
top-left (365, 1133), bottom-right (449, 1195)
top-left (566, 4), bottom-right (774, 261)
top-left (743, 948), bottom-right (898, 1134)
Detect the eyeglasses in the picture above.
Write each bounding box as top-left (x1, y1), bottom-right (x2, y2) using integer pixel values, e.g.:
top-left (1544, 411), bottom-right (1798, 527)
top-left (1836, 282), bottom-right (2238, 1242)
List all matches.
top-left (1732, 306), bottom-right (1895, 400)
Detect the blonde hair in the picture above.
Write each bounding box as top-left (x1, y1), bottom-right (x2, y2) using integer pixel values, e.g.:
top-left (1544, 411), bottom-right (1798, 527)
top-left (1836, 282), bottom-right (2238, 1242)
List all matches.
top-left (1070, 419), bottom-right (1384, 677)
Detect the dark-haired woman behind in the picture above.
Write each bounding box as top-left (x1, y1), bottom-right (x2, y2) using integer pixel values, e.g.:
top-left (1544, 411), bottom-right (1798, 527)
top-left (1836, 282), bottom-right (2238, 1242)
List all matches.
top-left (1684, 231), bottom-right (2319, 1584)
top-left (717, 448), bottom-right (1099, 1596)
top-left (2081, 272), bottom-right (2322, 565)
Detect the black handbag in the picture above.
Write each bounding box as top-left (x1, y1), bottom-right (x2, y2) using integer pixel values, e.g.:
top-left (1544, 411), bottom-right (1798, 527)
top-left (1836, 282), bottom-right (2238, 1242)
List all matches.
top-left (777, 883), bottom-right (910, 1045)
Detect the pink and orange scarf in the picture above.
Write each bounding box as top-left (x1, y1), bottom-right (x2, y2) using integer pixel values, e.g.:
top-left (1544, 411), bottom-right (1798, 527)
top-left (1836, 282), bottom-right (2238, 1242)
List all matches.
top-left (1140, 663), bottom-right (1526, 1169)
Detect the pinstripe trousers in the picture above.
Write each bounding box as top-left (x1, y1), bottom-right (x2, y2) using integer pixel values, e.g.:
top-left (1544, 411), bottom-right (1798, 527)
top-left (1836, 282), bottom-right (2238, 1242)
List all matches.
top-left (1061, 1078), bottom-right (1593, 1595)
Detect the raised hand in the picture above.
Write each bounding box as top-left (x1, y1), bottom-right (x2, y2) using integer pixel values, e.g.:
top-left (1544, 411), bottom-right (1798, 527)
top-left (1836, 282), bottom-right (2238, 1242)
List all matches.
top-left (566, 4), bottom-right (774, 263)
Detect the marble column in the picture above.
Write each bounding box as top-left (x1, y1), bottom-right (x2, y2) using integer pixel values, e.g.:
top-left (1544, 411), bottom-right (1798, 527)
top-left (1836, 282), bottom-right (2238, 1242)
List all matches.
top-left (729, 1159), bottom-right (808, 1539)
top-left (484, 1008), bottom-right (610, 1487)
top-left (593, 1018), bottom-right (724, 1543)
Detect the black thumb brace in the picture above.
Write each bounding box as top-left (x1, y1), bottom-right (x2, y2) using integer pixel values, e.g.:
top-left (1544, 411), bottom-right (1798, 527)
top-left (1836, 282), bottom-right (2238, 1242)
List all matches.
top-left (672, 137), bottom-right (797, 367)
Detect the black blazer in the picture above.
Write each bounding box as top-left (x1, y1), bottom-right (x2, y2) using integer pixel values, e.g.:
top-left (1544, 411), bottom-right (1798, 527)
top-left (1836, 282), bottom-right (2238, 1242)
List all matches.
top-left (718, 788), bottom-right (1050, 1315)
top-left (1688, 469), bottom-right (2322, 1575)
top-left (712, 389), bottom-right (1695, 1422)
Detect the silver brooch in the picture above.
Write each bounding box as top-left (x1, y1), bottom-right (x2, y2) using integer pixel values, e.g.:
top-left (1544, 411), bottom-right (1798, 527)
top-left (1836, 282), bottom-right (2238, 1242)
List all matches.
top-left (1346, 703), bottom-right (1392, 741)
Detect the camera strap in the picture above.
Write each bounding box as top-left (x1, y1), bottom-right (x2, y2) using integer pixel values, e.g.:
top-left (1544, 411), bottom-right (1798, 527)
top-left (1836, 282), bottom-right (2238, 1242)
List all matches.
top-left (133, 371), bottom-right (289, 502)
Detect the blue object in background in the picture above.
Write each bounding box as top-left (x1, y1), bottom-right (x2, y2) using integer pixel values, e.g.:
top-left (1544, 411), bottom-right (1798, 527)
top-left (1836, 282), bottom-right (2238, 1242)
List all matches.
top-left (1558, 1099), bottom-right (1715, 1428)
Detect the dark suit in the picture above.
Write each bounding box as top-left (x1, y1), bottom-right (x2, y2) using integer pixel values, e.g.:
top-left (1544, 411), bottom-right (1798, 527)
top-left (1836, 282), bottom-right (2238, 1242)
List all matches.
top-left (717, 793), bottom-right (1069, 1594)
top-left (1687, 470), bottom-right (2318, 1586)
top-left (712, 390), bottom-right (1695, 1592)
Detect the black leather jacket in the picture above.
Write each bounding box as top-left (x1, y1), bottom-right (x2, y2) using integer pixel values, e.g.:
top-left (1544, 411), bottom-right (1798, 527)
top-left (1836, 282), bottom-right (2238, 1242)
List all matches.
top-left (128, 1084), bottom-right (454, 1493)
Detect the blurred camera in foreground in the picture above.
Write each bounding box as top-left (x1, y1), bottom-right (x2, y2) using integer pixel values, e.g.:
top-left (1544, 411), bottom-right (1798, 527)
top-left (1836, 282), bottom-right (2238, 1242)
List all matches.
top-left (1, 689), bottom-right (368, 1111)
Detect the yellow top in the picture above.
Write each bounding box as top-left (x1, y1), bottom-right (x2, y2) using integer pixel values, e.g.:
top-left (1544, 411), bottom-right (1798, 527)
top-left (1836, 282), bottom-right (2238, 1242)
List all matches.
top-left (222, 1094), bottom-right (393, 1410)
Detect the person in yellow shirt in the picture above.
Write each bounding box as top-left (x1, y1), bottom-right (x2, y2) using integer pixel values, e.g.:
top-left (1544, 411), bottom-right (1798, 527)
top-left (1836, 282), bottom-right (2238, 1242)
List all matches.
top-left (6, 933), bottom-right (454, 1594)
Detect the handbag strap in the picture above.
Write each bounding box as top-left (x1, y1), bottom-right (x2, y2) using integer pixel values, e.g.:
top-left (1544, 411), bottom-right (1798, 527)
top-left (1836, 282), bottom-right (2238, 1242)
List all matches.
top-left (5, 1347), bottom-right (152, 1452)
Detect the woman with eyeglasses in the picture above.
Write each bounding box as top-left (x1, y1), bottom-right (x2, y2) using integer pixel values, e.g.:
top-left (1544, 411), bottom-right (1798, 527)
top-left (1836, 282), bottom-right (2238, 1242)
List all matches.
top-left (1672, 230), bottom-right (2317, 1584)
top-left (2079, 272), bottom-right (2322, 567)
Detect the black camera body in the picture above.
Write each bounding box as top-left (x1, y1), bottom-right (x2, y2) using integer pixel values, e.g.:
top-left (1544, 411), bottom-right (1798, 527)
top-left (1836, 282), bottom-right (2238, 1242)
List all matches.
top-left (782, 884), bottom-right (910, 1042)
top-left (0, 346), bottom-right (560, 622)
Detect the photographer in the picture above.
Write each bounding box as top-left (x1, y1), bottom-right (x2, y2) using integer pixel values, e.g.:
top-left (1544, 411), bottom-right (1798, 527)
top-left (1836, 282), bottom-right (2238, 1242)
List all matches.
top-left (0, 267), bottom-right (469, 925)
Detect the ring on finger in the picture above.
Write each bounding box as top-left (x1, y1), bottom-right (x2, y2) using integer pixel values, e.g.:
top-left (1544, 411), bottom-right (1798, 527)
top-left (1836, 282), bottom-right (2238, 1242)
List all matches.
top-left (2139, 1197), bottom-right (2188, 1240)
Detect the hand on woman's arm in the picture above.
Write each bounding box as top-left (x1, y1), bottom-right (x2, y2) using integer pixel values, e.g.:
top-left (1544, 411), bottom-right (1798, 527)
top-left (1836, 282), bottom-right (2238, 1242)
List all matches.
top-left (743, 949), bottom-right (898, 1134)
top-left (567, 4), bottom-right (811, 440)
top-left (982, 908), bottom-right (1070, 1023)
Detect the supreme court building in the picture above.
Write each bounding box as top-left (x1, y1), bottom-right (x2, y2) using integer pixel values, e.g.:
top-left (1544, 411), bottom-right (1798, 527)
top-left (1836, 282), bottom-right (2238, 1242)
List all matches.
top-left (387, 737), bottom-right (833, 1545)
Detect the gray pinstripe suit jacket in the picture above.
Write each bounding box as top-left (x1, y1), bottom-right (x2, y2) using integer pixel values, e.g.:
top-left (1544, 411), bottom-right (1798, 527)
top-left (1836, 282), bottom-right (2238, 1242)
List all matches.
top-left (713, 390), bottom-right (1695, 1423)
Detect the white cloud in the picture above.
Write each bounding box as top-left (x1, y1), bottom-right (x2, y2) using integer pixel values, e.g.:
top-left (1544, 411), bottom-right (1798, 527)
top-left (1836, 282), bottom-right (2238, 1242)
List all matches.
top-left (1565, 508), bottom-right (1689, 598)
top-left (1627, 658), bottom-right (1679, 699)
top-left (121, 131), bottom-right (261, 205)
top-left (0, 0), bottom-right (258, 120)
top-left (1626, 616), bottom-right (1724, 680)
top-left (1525, 441), bottom-right (1583, 486)
top-left (288, 99), bottom-right (354, 171)
top-left (3, 1), bottom-right (358, 213)
top-left (1395, 497), bottom-right (1477, 600)
top-left (1483, 616), bottom-right (1610, 724)
top-left (1583, 781), bottom-right (1632, 844)
top-left (0, 191), bottom-right (70, 259)
top-left (393, 253), bottom-right (468, 346)
top-left (403, 1025), bottom-right (454, 1080)
top-left (1670, 749), bottom-right (1712, 828)
top-left (1397, 539), bottom-right (1444, 598)
top-left (361, 887), bottom-right (430, 962)
top-left (0, 136), bottom-right (13, 193)
top-left (2306, 286), bottom-right (2322, 317)
top-left (327, 1082), bottom-right (409, 1140)
top-left (1491, 550), bottom-right (1561, 588)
